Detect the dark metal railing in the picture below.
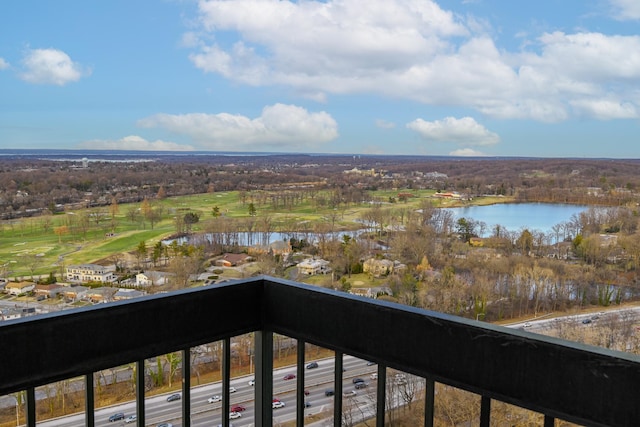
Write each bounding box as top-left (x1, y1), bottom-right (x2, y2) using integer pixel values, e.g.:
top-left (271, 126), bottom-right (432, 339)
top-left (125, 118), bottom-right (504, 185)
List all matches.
top-left (2, 276), bottom-right (639, 426)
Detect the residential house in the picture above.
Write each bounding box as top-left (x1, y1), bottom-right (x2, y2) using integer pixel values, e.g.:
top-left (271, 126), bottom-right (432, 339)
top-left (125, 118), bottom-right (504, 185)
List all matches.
top-left (5, 281), bottom-right (36, 296)
top-left (215, 253), bottom-right (255, 267)
top-left (0, 308), bottom-right (23, 321)
top-left (62, 285), bottom-right (89, 302)
top-left (33, 283), bottom-right (64, 300)
top-left (135, 271), bottom-right (173, 287)
top-left (86, 287), bottom-right (117, 303)
top-left (66, 264), bottom-right (116, 284)
top-left (363, 259), bottom-right (394, 277)
top-left (113, 289), bottom-right (146, 301)
top-left (248, 240), bottom-right (292, 257)
top-left (297, 258), bottom-right (331, 275)
top-left (363, 258), bottom-right (406, 277)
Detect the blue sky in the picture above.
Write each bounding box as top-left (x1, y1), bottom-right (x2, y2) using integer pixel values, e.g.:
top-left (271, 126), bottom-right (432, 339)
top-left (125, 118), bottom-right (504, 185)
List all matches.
top-left (2, 0), bottom-right (640, 157)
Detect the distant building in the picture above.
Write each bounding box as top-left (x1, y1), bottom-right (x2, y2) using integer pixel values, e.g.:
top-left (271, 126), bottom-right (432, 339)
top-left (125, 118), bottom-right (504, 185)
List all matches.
top-left (363, 258), bottom-right (406, 277)
top-left (135, 271), bottom-right (173, 287)
top-left (5, 281), bottom-right (36, 296)
top-left (33, 283), bottom-right (65, 299)
top-left (297, 258), bottom-right (331, 275)
top-left (215, 253), bottom-right (255, 267)
top-left (66, 264), bottom-right (116, 284)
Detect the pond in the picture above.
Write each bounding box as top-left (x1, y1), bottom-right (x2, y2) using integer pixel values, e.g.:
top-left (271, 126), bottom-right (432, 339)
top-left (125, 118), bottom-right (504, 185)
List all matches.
top-left (447, 203), bottom-right (589, 238)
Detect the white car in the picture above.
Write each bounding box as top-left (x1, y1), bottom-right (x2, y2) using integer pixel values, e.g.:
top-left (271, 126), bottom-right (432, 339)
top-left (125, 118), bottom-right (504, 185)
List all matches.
top-left (229, 411), bottom-right (242, 419)
top-left (208, 395), bottom-right (222, 403)
top-left (272, 401), bottom-right (286, 409)
top-left (248, 379), bottom-right (255, 386)
top-left (124, 415), bottom-right (137, 424)
top-left (229, 386), bottom-right (237, 393)
top-left (343, 390), bottom-right (357, 397)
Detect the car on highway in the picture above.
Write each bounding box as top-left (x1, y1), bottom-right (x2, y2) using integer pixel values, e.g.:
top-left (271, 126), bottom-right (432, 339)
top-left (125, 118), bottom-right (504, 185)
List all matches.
top-left (231, 405), bottom-right (246, 412)
top-left (248, 378), bottom-right (255, 386)
top-left (166, 393), bottom-right (181, 402)
top-left (109, 413), bottom-right (125, 422)
top-left (229, 386), bottom-right (237, 393)
top-left (304, 401), bottom-right (312, 408)
top-left (283, 373), bottom-right (296, 380)
top-left (325, 389), bottom-right (334, 396)
top-left (306, 361), bottom-right (319, 369)
top-left (353, 378), bottom-right (365, 384)
top-left (370, 373), bottom-right (378, 380)
top-left (354, 381), bottom-right (368, 389)
top-left (582, 318), bottom-right (592, 324)
top-left (157, 424), bottom-right (173, 427)
top-left (343, 390), bottom-right (357, 397)
top-left (125, 415), bottom-right (137, 424)
top-left (272, 400), bottom-right (286, 409)
top-left (229, 411), bottom-right (242, 419)
top-left (208, 395), bottom-right (222, 403)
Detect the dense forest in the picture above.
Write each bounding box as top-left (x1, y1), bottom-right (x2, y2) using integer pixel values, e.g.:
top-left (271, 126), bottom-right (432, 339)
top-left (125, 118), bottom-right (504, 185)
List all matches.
top-left (1, 154), bottom-right (640, 218)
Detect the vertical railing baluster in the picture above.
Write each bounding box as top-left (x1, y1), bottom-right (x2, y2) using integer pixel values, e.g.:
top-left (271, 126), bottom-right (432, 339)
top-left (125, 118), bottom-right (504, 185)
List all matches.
top-left (334, 351), bottom-right (343, 427)
top-left (296, 339), bottom-right (305, 427)
top-left (424, 378), bottom-right (434, 427)
top-left (136, 360), bottom-right (145, 427)
top-left (182, 348), bottom-right (190, 427)
top-left (544, 414), bottom-right (555, 427)
top-left (85, 373), bottom-right (94, 427)
top-left (221, 337), bottom-right (231, 427)
top-left (480, 396), bottom-right (491, 427)
top-left (25, 387), bottom-right (35, 427)
top-left (375, 364), bottom-right (385, 427)
top-left (255, 330), bottom-right (273, 427)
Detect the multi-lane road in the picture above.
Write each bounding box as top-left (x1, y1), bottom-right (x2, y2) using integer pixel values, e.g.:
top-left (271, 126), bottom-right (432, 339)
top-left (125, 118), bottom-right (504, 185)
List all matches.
top-left (37, 355), bottom-right (381, 427)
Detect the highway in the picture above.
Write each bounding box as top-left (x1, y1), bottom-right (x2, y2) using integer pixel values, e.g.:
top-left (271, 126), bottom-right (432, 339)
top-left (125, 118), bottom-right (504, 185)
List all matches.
top-left (36, 355), bottom-right (381, 427)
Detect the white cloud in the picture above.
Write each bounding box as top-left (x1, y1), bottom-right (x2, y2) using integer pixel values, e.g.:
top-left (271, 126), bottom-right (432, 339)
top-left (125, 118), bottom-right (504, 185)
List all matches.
top-left (449, 148), bottom-right (487, 156)
top-left (0, 58), bottom-right (9, 70)
top-left (138, 103), bottom-right (338, 150)
top-left (79, 136), bottom-right (194, 151)
top-left (19, 48), bottom-right (89, 85)
top-left (375, 119), bottom-right (396, 129)
top-left (407, 116), bottom-right (500, 146)
top-left (609, 0), bottom-right (640, 20)
top-left (187, 0), bottom-right (640, 122)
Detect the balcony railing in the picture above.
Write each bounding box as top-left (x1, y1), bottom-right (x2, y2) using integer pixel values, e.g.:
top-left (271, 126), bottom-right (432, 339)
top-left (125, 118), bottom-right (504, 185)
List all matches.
top-left (2, 276), bottom-right (639, 426)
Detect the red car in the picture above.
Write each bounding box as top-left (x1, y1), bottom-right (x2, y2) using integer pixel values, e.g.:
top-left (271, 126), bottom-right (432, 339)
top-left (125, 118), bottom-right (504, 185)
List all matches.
top-left (230, 405), bottom-right (245, 412)
top-left (283, 374), bottom-right (296, 380)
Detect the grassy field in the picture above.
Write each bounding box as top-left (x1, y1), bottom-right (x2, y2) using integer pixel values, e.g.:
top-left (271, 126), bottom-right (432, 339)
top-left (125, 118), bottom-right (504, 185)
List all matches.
top-left (0, 189), bottom-right (513, 279)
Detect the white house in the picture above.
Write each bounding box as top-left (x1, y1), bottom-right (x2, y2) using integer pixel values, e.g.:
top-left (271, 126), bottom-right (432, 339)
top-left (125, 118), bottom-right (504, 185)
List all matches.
top-left (5, 281), bottom-right (36, 296)
top-left (135, 271), bottom-right (172, 287)
top-left (66, 264), bottom-right (116, 284)
top-left (297, 258), bottom-right (332, 275)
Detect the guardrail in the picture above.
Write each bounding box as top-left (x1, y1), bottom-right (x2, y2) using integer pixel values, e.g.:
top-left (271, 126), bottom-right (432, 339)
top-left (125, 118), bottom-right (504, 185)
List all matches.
top-left (2, 276), bottom-right (639, 427)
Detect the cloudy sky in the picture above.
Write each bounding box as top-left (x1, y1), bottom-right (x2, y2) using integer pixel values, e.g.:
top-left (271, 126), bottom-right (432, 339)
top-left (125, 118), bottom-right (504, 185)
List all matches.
top-left (2, 0), bottom-right (640, 157)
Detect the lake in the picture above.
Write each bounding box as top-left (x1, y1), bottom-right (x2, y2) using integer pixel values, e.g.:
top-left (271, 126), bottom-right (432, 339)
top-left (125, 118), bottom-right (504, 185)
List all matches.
top-left (448, 203), bottom-right (588, 237)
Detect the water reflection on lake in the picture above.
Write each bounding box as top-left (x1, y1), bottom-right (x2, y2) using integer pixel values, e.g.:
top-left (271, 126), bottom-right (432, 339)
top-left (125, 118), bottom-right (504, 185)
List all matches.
top-left (447, 203), bottom-right (589, 237)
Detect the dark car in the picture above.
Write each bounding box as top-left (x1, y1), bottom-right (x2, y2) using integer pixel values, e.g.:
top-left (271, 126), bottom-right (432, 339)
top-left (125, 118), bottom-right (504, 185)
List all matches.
top-left (354, 381), bottom-right (368, 389)
top-left (283, 373), bottom-right (296, 380)
top-left (306, 361), bottom-right (319, 369)
top-left (109, 413), bottom-right (125, 422)
top-left (231, 405), bottom-right (246, 412)
top-left (166, 393), bottom-right (181, 402)
top-left (353, 378), bottom-right (365, 384)
top-left (325, 389), bottom-right (334, 397)
top-left (582, 318), bottom-right (592, 324)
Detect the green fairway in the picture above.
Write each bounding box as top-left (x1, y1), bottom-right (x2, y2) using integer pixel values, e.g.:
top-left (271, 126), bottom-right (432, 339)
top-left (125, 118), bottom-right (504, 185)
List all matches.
top-left (0, 189), bottom-right (511, 278)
